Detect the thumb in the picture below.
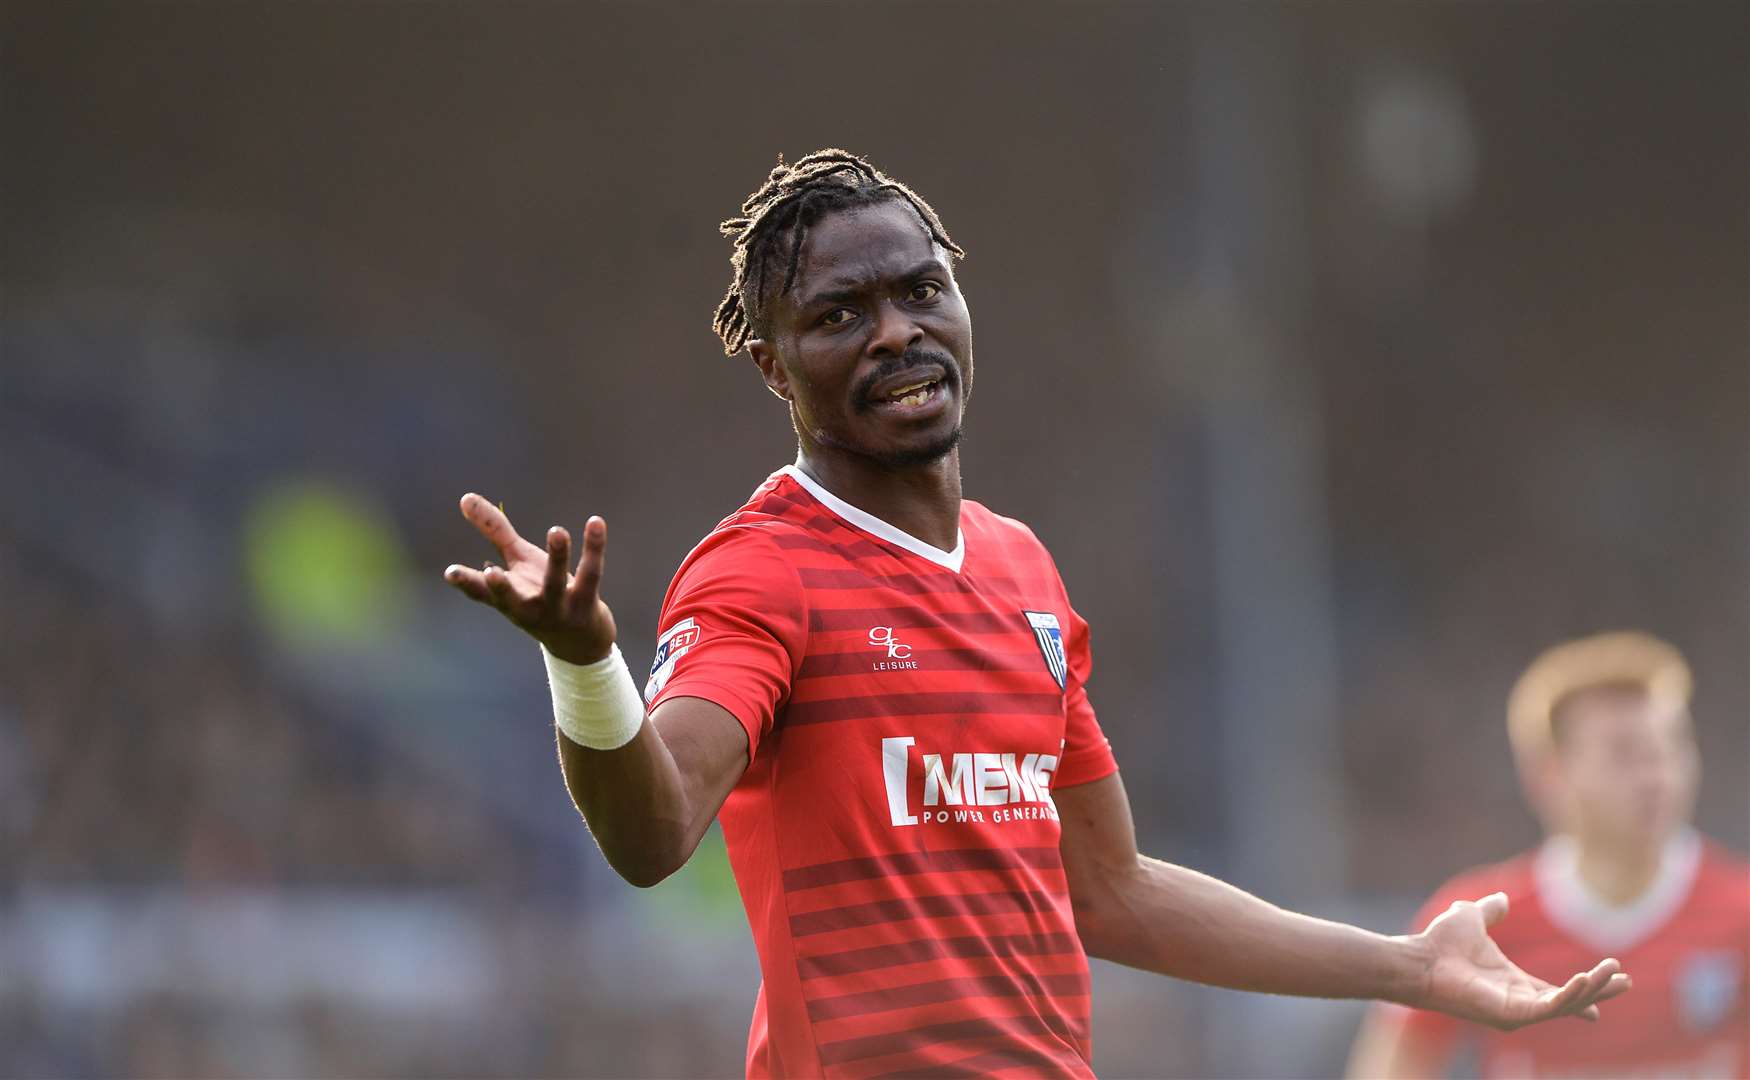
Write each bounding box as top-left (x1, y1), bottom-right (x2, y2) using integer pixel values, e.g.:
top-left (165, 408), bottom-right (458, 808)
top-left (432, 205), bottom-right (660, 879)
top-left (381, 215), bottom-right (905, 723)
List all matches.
top-left (1476, 891), bottom-right (1510, 927)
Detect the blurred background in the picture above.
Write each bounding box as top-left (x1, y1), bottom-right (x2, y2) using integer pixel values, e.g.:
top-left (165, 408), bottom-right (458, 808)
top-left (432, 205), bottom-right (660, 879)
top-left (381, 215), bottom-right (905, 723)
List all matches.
top-left (2, 2), bottom-right (1745, 1076)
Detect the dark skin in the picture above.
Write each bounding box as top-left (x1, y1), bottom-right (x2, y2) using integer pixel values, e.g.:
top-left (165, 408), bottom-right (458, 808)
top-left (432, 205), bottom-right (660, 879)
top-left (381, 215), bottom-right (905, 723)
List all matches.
top-left (746, 201), bottom-right (974, 552)
top-left (445, 199), bottom-right (1630, 1025)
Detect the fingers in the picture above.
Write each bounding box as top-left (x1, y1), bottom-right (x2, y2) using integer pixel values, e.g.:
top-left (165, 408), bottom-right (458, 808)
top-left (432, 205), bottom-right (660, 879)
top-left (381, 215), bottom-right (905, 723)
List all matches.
top-left (443, 564), bottom-right (493, 603)
top-left (568, 515), bottom-right (607, 605)
top-left (1535, 958), bottom-right (1625, 1023)
top-left (542, 527), bottom-right (571, 606)
top-left (1476, 892), bottom-right (1510, 927)
top-left (1570, 971), bottom-right (1632, 1023)
top-left (484, 564), bottom-right (521, 613)
top-left (1539, 970), bottom-right (1593, 1018)
top-left (443, 559), bottom-right (544, 623)
top-left (459, 492), bottom-right (527, 558)
top-left (1595, 971), bottom-right (1632, 1005)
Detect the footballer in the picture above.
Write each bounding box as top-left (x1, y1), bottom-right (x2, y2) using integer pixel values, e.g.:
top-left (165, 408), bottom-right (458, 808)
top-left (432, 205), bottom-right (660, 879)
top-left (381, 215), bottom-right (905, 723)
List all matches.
top-left (1348, 632), bottom-right (1749, 1079)
top-left (445, 150), bottom-right (1631, 1078)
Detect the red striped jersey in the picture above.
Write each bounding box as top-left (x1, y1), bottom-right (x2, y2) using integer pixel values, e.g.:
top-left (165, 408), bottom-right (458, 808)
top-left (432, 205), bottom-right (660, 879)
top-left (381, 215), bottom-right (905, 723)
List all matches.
top-left (644, 465), bottom-right (1119, 1079)
top-left (1376, 831), bottom-right (1749, 1078)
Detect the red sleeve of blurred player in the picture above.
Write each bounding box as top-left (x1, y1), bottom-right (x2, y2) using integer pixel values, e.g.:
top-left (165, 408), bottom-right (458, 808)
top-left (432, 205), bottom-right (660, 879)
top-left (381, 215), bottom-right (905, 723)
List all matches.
top-left (644, 523), bottom-right (807, 756)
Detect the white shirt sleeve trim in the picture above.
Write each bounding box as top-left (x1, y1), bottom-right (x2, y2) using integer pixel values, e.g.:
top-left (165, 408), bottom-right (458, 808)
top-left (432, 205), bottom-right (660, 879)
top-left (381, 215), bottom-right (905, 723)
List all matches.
top-left (779, 464), bottom-right (966, 573)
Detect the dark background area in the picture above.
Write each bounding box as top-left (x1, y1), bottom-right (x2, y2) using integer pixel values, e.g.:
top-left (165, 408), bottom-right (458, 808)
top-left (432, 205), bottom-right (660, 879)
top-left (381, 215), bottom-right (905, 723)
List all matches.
top-left (3, 2), bottom-right (1744, 1075)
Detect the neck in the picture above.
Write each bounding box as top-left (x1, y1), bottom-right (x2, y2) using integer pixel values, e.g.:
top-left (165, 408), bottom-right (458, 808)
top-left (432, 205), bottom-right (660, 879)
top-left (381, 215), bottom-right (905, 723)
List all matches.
top-left (794, 447), bottom-right (963, 552)
top-left (1571, 832), bottom-right (1667, 906)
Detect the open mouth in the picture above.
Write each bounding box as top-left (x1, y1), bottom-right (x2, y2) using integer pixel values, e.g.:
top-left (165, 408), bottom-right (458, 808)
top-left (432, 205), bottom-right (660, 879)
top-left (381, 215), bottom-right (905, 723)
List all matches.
top-left (881, 377), bottom-right (942, 409)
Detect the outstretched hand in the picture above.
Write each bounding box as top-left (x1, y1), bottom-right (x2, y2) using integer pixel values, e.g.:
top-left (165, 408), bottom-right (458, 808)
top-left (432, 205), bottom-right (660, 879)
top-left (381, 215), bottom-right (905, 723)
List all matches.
top-left (1414, 892), bottom-right (1630, 1030)
top-left (443, 493), bottom-right (617, 665)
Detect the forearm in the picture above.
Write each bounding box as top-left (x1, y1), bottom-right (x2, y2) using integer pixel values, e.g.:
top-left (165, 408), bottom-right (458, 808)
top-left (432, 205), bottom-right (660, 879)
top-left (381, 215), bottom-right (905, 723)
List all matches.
top-left (553, 688), bottom-right (749, 888)
top-left (1075, 855), bottom-right (1432, 1004)
top-left (557, 721), bottom-right (698, 887)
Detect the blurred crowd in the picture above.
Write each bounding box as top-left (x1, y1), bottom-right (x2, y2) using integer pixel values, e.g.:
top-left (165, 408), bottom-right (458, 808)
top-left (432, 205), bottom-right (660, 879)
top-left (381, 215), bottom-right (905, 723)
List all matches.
top-left (3, 2), bottom-right (1743, 1076)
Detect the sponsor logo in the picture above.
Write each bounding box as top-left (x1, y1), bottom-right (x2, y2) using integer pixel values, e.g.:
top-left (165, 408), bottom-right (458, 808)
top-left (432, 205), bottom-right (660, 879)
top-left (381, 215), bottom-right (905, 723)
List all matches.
top-left (881, 736), bottom-right (1061, 828)
top-left (644, 617), bottom-right (700, 702)
top-left (868, 625), bottom-right (918, 671)
top-left (1024, 610), bottom-right (1067, 690)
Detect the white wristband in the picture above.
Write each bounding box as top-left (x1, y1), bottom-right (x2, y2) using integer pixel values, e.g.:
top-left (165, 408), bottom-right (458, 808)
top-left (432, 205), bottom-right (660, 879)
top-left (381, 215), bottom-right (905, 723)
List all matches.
top-left (541, 642), bottom-right (646, 750)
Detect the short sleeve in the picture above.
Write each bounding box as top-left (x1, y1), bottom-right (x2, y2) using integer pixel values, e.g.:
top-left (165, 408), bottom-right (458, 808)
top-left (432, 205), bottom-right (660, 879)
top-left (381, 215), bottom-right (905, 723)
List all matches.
top-left (1051, 599), bottom-right (1119, 789)
top-left (644, 525), bottom-right (807, 758)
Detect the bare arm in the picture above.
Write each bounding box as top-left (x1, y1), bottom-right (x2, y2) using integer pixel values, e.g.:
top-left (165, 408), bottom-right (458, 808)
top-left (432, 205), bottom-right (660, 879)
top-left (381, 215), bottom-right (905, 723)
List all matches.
top-left (550, 694), bottom-right (747, 887)
top-left (1056, 773), bottom-right (1630, 1026)
top-left (445, 494), bottom-right (747, 887)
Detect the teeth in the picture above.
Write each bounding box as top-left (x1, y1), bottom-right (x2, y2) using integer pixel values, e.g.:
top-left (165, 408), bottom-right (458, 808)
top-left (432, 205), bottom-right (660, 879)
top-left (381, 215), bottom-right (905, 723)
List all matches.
top-left (899, 391), bottom-right (927, 406)
top-left (889, 381), bottom-right (931, 398)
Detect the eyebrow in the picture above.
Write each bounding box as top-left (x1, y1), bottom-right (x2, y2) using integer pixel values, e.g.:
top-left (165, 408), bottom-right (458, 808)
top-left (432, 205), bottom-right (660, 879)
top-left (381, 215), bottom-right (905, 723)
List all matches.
top-left (798, 258), bottom-right (948, 310)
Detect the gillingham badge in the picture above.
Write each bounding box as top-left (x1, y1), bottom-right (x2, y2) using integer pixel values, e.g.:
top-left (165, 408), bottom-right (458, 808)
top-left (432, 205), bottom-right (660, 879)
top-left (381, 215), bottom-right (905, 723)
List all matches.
top-left (1675, 949), bottom-right (1741, 1034)
top-left (1023, 610), bottom-right (1068, 691)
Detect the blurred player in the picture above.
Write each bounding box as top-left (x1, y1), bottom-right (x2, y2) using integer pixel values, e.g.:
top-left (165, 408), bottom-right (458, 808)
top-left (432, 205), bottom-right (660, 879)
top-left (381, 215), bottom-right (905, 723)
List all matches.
top-left (1348, 631), bottom-right (1749, 1078)
top-left (446, 150), bottom-right (1629, 1078)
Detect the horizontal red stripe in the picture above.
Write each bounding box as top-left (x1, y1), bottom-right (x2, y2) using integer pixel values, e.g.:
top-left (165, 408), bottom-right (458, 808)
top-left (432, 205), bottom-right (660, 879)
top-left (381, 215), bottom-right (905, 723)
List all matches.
top-left (790, 889), bottom-right (1062, 938)
top-left (750, 492), bottom-right (819, 517)
top-left (807, 971), bottom-right (1089, 1022)
top-left (797, 931), bottom-right (1082, 980)
top-left (783, 691), bottom-right (1064, 727)
top-left (808, 607), bottom-right (1021, 633)
top-left (796, 566), bottom-right (969, 594)
top-left (796, 647), bottom-right (1048, 681)
top-left (816, 1010), bottom-right (1084, 1067)
top-left (785, 846), bottom-right (1061, 892)
top-left (769, 530), bottom-right (893, 563)
top-left (859, 1042), bottom-right (1089, 1079)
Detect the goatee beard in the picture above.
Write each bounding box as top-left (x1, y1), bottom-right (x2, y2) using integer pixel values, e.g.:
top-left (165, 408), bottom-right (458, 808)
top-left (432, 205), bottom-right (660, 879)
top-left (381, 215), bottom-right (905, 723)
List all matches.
top-left (868, 426), bottom-right (963, 469)
top-left (806, 424), bottom-right (964, 471)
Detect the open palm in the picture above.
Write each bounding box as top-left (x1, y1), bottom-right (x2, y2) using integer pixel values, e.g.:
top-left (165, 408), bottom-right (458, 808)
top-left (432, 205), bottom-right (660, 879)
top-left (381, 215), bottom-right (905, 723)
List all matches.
top-left (443, 493), bottom-right (617, 665)
top-left (1418, 893), bottom-right (1630, 1030)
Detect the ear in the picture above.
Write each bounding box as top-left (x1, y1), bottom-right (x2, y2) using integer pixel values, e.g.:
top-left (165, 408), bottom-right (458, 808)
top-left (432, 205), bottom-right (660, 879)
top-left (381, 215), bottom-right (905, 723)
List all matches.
top-left (748, 338), bottom-right (791, 402)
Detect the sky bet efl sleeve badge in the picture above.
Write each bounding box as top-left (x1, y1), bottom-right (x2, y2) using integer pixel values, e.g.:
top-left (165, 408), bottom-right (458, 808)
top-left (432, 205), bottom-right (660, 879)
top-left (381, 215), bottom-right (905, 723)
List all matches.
top-left (1023, 611), bottom-right (1068, 691)
top-left (644, 617), bottom-right (701, 703)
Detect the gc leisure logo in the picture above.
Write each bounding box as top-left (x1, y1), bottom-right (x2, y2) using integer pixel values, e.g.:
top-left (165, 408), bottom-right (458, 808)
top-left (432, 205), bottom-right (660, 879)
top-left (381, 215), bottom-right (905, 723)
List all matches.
top-left (868, 625), bottom-right (918, 671)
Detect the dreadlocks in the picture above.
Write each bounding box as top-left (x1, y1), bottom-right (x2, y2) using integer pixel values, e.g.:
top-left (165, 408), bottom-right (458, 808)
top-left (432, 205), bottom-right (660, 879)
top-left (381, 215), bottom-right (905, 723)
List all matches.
top-left (713, 149), bottom-right (965, 356)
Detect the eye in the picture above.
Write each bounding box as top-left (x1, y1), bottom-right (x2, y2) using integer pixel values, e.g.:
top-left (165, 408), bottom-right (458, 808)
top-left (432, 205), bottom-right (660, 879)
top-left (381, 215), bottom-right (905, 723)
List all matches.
top-left (908, 281), bottom-right (942, 303)
top-left (820, 307), bottom-right (857, 327)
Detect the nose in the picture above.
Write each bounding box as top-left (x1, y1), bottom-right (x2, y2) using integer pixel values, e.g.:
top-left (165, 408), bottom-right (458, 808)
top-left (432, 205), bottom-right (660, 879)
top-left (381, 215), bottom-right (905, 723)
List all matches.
top-left (866, 297), bottom-right (923, 359)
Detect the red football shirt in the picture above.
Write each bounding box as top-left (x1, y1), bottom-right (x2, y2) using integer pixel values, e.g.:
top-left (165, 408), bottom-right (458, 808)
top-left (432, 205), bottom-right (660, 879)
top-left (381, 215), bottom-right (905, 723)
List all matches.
top-left (1376, 830), bottom-right (1749, 1078)
top-left (644, 466), bottom-right (1119, 1079)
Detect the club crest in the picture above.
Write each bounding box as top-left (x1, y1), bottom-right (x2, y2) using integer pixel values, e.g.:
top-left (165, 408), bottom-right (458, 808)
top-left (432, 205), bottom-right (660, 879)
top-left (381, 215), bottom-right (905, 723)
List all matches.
top-left (1024, 610), bottom-right (1068, 691)
top-left (1675, 949), bottom-right (1741, 1033)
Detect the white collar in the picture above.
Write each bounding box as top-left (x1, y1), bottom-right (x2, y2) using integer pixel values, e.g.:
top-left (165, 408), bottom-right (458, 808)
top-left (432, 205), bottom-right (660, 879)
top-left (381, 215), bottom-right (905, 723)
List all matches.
top-left (779, 464), bottom-right (965, 573)
top-left (1533, 828), bottom-right (1702, 953)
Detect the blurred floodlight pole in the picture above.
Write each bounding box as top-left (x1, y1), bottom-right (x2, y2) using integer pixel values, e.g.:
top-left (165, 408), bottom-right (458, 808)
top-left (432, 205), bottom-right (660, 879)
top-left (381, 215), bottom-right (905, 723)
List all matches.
top-left (1179, 8), bottom-right (1348, 1073)
top-left (1181, 6), bottom-right (1347, 908)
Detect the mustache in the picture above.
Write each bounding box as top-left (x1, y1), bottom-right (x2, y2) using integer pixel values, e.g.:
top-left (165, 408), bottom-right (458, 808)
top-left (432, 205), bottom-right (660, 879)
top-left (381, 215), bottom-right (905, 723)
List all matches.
top-left (852, 347), bottom-right (960, 407)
